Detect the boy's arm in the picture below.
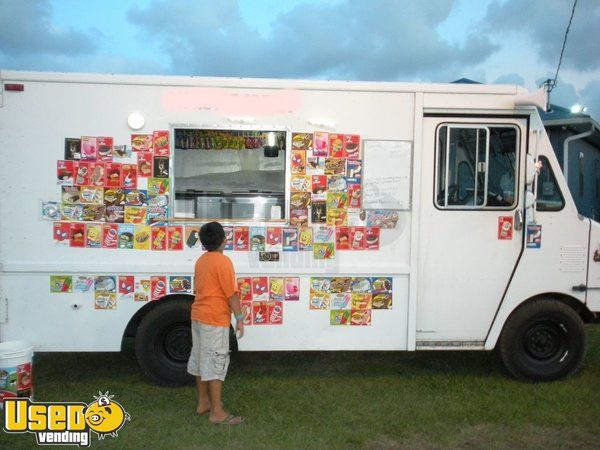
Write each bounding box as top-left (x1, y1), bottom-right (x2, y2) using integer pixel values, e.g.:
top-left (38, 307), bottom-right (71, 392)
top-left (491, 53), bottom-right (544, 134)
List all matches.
top-left (228, 292), bottom-right (244, 338)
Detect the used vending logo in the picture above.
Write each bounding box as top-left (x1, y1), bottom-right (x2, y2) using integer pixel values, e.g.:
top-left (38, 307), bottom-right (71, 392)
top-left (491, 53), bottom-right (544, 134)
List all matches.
top-left (3, 391), bottom-right (130, 447)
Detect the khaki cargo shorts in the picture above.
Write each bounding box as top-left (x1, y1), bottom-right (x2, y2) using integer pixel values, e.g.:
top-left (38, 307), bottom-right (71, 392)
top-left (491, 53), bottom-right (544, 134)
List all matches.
top-left (187, 321), bottom-right (230, 381)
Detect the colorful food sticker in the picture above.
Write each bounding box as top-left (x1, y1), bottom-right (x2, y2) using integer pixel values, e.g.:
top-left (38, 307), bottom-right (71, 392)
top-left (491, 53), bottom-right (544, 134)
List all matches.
top-left (350, 309), bottom-right (371, 326)
top-left (252, 302), bottom-right (269, 325)
top-left (352, 293), bottom-right (373, 310)
top-left (82, 205), bottom-right (106, 222)
top-left (81, 136), bottom-right (97, 161)
top-left (118, 276), bottom-right (135, 301)
top-left (313, 243), bottom-right (335, 260)
top-left (85, 224), bottom-right (102, 248)
top-left (241, 301), bottom-right (253, 325)
top-left (60, 204), bottom-right (84, 221)
top-left (147, 206), bottom-right (168, 223)
top-left (134, 225), bottom-right (151, 250)
top-left (73, 276), bottom-right (94, 293)
top-left (310, 277), bottom-right (331, 293)
top-left (137, 151), bottom-right (153, 178)
top-left (372, 292), bottom-right (392, 309)
top-left (498, 216), bottom-right (514, 240)
top-left (104, 188), bottom-right (125, 206)
top-left (346, 160), bottom-right (362, 178)
top-left (62, 186), bottom-right (81, 204)
top-left (169, 276), bottom-right (192, 294)
top-left (153, 156), bottom-right (169, 178)
top-left (224, 226), bottom-right (234, 250)
top-left (50, 275), bottom-right (72, 293)
top-left (131, 134), bottom-right (153, 152)
top-left (79, 186), bottom-right (104, 205)
top-left (234, 226), bottom-right (249, 251)
top-left (57, 160), bottom-right (74, 186)
top-left (118, 224), bottom-right (134, 249)
top-left (151, 226), bottom-right (168, 250)
top-left (148, 177), bottom-right (169, 196)
top-left (311, 175), bottom-right (327, 199)
top-left (124, 206), bottom-right (147, 224)
top-left (327, 175), bottom-right (347, 193)
top-left (290, 209), bottom-right (309, 227)
top-left (310, 291), bottom-right (331, 309)
top-left (167, 226), bottom-right (184, 251)
top-left (104, 162), bottom-right (122, 188)
top-left (313, 131), bottom-right (329, 157)
top-left (124, 189), bottom-right (148, 206)
top-left (351, 277), bottom-right (372, 293)
top-left (237, 277), bottom-right (253, 301)
top-left (102, 223), bottom-right (119, 248)
top-left (348, 182), bottom-right (362, 208)
top-left (252, 277), bottom-right (269, 301)
top-left (327, 208), bottom-right (347, 227)
top-left (366, 210), bottom-right (399, 229)
top-left (266, 227), bottom-right (283, 251)
top-left (364, 227), bottom-right (380, 250)
top-left (311, 201), bottom-right (327, 223)
top-left (112, 144), bottom-right (132, 162)
top-left (324, 158), bottom-right (346, 175)
top-left (135, 279), bottom-right (150, 302)
top-left (298, 228), bottom-right (313, 251)
top-left (292, 132), bottom-right (313, 151)
top-left (349, 227), bottom-right (365, 250)
top-left (69, 223), bottom-right (85, 247)
top-left (105, 205), bottom-right (125, 223)
top-left (290, 192), bottom-right (311, 209)
top-left (291, 150), bottom-right (306, 174)
top-left (74, 161), bottom-right (91, 186)
top-left (148, 194), bottom-right (168, 208)
top-left (268, 302), bottom-right (283, 325)
top-left (259, 251), bottom-right (280, 262)
top-left (330, 310), bottom-right (351, 325)
top-left (330, 293), bottom-right (352, 310)
top-left (42, 201), bottom-right (61, 221)
top-left (330, 277), bottom-right (352, 293)
top-left (347, 209), bottom-right (367, 226)
top-left (185, 226), bottom-right (201, 248)
top-left (151, 275), bottom-right (167, 300)
top-left (371, 277), bottom-right (392, 293)
top-left (122, 164), bottom-right (138, 189)
top-left (335, 227), bottom-right (350, 250)
top-left (327, 192), bottom-right (348, 209)
top-left (307, 157), bottom-right (325, 174)
top-left (283, 227), bottom-right (298, 251)
top-left (343, 135), bottom-right (361, 160)
top-left (52, 222), bottom-right (71, 245)
top-left (88, 162), bottom-right (105, 187)
top-left (269, 277), bottom-right (285, 302)
top-left (95, 292), bottom-right (116, 310)
top-left (95, 276), bottom-right (116, 294)
top-left (526, 224), bottom-right (542, 249)
top-left (153, 130), bottom-right (170, 156)
top-left (64, 138), bottom-right (82, 160)
top-left (291, 175), bottom-right (311, 192)
top-left (250, 227), bottom-right (266, 252)
top-left (282, 278), bottom-right (298, 301)
top-left (328, 134), bottom-right (344, 158)
top-left (96, 137), bottom-right (114, 162)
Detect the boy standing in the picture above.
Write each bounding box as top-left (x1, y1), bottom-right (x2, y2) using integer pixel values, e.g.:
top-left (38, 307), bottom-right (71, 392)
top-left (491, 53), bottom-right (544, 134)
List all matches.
top-left (188, 221), bottom-right (245, 425)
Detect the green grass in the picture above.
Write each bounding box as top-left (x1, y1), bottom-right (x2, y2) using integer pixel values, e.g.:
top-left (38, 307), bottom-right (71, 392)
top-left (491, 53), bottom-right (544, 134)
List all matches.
top-left (2, 327), bottom-right (600, 449)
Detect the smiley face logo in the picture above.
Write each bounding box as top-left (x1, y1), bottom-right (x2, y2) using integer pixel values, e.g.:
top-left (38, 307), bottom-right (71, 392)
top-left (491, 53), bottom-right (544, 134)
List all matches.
top-left (84, 392), bottom-right (130, 439)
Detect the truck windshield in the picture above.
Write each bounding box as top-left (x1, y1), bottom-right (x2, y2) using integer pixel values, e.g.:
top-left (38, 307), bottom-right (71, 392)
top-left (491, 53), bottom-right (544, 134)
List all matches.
top-left (173, 129), bottom-right (287, 220)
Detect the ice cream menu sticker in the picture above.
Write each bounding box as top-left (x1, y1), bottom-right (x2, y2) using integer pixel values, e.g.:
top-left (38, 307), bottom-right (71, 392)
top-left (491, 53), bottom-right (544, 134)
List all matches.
top-left (362, 140), bottom-right (412, 210)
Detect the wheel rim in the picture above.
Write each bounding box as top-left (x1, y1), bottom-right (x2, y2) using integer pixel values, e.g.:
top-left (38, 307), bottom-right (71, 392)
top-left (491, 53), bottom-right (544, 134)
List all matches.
top-left (162, 324), bottom-right (191, 362)
top-left (523, 320), bottom-right (565, 361)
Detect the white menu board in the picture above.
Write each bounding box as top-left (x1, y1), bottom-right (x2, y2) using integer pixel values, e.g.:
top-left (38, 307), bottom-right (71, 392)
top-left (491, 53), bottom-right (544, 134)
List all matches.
top-left (362, 140), bottom-right (412, 210)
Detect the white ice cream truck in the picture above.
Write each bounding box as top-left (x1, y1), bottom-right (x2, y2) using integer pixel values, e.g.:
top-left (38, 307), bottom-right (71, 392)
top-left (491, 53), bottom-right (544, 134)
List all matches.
top-left (0, 70), bottom-right (598, 386)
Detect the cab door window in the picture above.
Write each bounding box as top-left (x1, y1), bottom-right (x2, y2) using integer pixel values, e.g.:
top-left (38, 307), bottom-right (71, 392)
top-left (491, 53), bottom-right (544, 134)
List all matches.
top-left (435, 124), bottom-right (519, 209)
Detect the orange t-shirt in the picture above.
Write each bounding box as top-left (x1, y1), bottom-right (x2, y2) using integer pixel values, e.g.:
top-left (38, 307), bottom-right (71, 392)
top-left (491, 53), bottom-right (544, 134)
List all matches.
top-left (191, 251), bottom-right (238, 327)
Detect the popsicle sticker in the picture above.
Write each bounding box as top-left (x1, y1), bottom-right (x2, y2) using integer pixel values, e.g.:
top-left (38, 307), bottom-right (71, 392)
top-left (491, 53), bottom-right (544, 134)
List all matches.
top-left (250, 227), bottom-right (266, 252)
top-left (137, 152), bottom-right (153, 178)
top-left (185, 226), bottom-right (201, 249)
top-left (122, 164), bottom-right (138, 189)
top-left (152, 226), bottom-right (168, 251)
top-left (283, 227), bottom-right (299, 251)
top-left (284, 277), bottom-right (300, 301)
top-left (135, 279), bottom-right (150, 302)
top-left (167, 226), bottom-right (184, 251)
top-left (104, 162), bottom-right (122, 188)
top-left (343, 134), bottom-right (361, 160)
top-left (336, 227), bottom-right (351, 250)
top-left (57, 160), bottom-right (74, 186)
top-left (268, 302), bottom-right (283, 325)
top-left (298, 228), bottom-right (313, 251)
top-left (134, 225), bottom-right (151, 250)
top-left (223, 226), bottom-right (234, 250)
top-left (313, 131), bottom-right (329, 157)
top-left (269, 277), bottom-right (285, 302)
top-left (330, 310), bottom-right (351, 325)
top-left (252, 302), bottom-right (269, 325)
top-left (97, 137), bottom-right (114, 162)
top-left (291, 150), bottom-right (306, 174)
top-left (266, 227), bottom-right (283, 251)
top-left (252, 277), bottom-right (269, 301)
top-left (234, 226), bottom-right (249, 251)
top-left (131, 134), bottom-right (153, 152)
top-left (153, 130), bottom-right (170, 156)
top-left (102, 223), bottom-right (119, 249)
top-left (237, 277), bottom-right (253, 302)
top-left (81, 136), bottom-right (97, 160)
top-left (118, 276), bottom-right (135, 301)
top-left (74, 161), bottom-right (91, 186)
top-left (53, 222), bottom-right (70, 246)
top-left (328, 133), bottom-right (344, 158)
top-left (292, 132), bottom-right (313, 151)
top-left (151, 275), bottom-right (168, 301)
top-left (85, 224), bottom-right (102, 248)
top-left (241, 301), bottom-right (253, 325)
top-left (69, 223), bottom-right (85, 248)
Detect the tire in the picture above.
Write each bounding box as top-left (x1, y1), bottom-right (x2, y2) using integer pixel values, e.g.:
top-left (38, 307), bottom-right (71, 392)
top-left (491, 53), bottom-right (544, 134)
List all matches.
top-left (499, 299), bottom-right (587, 382)
top-left (135, 298), bottom-right (194, 386)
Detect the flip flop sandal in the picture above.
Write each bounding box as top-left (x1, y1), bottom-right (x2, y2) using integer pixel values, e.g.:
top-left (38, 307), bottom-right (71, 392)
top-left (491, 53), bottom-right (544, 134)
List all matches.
top-left (212, 414), bottom-right (245, 426)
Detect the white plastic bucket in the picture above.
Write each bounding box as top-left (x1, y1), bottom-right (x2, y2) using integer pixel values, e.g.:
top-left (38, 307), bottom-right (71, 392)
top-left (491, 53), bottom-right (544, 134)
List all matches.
top-left (0, 341), bottom-right (34, 407)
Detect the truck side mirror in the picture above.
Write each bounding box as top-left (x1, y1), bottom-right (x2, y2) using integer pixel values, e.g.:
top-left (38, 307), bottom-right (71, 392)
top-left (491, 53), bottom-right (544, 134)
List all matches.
top-left (526, 154), bottom-right (536, 186)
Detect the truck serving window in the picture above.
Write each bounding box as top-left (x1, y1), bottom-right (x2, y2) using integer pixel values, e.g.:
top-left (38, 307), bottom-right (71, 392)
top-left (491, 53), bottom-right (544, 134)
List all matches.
top-left (435, 125), bottom-right (518, 209)
top-left (536, 156), bottom-right (565, 211)
top-left (173, 129), bottom-right (287, 220)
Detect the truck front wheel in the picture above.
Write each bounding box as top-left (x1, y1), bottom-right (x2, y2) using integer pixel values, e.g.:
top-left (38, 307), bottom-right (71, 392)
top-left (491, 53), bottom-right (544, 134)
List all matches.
top-left (135, 298), bottom-right (194, 386)
top-left (499, 299), bottom-right (587, 382)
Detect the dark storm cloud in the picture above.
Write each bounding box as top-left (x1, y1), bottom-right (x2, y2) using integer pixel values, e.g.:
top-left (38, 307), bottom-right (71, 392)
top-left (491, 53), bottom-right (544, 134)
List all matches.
top-left (127, 0), bottom-right (498, 80)
top-left (483, 0), bottom-right (600, 71)
top-left (0, 0), bottom-right (96, 57)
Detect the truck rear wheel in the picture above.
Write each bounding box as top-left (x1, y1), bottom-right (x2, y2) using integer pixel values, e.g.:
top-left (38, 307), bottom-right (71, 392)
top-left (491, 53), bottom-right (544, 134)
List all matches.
top-left (499, 299), bottom-right (587, 382)
top-left (135, 298), bottom-right (194, 386)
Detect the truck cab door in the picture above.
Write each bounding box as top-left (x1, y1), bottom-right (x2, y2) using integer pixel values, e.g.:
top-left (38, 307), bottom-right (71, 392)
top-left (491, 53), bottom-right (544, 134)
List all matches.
top-left (416, 116), bottom-right (528, 346)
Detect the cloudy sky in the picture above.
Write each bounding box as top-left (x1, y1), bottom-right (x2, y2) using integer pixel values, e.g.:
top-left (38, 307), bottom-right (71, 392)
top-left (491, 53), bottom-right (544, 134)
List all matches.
top-left (1, 0), bottom-right (599, 117)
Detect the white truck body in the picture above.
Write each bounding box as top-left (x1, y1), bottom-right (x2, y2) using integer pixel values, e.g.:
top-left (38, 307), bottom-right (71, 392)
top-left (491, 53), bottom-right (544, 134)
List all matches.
top-left (0, 70), bottom-right (597, 382)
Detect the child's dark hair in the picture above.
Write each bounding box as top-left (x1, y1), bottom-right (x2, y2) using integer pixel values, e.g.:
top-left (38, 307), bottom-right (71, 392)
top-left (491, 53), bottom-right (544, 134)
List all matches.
top-left (200, 221), bottom-right (225, 251)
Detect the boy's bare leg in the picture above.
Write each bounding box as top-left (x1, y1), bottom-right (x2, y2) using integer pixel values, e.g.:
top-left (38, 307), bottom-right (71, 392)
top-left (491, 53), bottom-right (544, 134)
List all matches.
top-left (207, 380), bottom-right (243, 424)
top-left (196, 377), bottom-right (211, 414)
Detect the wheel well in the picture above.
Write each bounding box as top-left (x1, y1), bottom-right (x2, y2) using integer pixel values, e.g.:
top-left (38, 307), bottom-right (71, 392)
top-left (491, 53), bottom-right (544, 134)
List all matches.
top-left (509, 293), bottom-right (596, 324)
top-left (122, 294), bottom-right (194, 349)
